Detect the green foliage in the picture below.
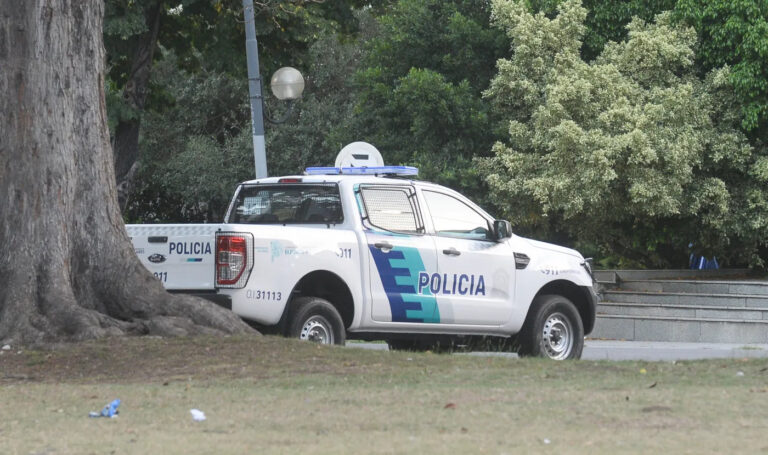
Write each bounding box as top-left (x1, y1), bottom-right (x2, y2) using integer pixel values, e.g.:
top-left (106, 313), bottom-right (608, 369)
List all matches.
top-left (674, 0), bottom-right (768, 133)
top-left (112, 1), bottom-right (369, 222)
top-left (351, 0), bottom-right (509, 206)
top-left (581, 0), bottom-right (677, 60)
top-left (366, 0), bottom-right (508, 90)
top-left (126, 17), bottom-right (371, 222)
top-left (125, 53), bottom-right (254, 222)
top-left (527, 0), bottom-right (677, 60)
top-left (113, 0), bottom-right (768, 268)
top-left (266, 18), bottom-right (371, 176)
top-left (482, 0), bottom-right (767, 266)
top-left (105, 0), bottom-right (367, 85)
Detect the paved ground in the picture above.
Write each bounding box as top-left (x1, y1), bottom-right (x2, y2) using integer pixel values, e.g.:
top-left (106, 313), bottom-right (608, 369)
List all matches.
top-left (582, 340), bottom-right (768, 361)
top-left (346, 339), bottom-right (768, 361)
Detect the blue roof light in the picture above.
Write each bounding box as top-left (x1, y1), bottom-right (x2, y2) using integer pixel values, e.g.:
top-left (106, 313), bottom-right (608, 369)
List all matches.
top-left (305, 166), bottom-right (418, 176)
top-left (305, 167), bottom-right (341, 175)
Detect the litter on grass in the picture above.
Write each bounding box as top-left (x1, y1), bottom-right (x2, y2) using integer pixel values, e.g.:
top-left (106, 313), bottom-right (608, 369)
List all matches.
top-left (89, 399), bottom-right (121, 418)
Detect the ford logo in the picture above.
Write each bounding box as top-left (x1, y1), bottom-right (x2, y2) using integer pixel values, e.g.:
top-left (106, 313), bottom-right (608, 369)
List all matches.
top-left (148, 254), bottom-right (166, 264)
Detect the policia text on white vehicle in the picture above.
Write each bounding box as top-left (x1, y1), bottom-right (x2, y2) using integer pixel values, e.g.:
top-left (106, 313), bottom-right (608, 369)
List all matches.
top-left (127, 164), bottom-right (597, 359)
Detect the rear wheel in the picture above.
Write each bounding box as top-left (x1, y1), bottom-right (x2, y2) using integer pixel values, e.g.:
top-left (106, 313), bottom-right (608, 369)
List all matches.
top-left (517, 294), bottom-right (584, 360)
top-left (287, 297), bottom-right (346, 345)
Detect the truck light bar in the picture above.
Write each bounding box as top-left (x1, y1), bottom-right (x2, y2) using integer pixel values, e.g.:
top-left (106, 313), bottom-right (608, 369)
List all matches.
top-left (304, 166), bottom-right (418, 176)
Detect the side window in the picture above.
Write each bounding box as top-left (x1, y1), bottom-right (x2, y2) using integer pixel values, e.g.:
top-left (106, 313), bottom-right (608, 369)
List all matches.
top-left (359, 186), bottom-right (423, 234)
top-left (423, 190), bottom-right (491, 240)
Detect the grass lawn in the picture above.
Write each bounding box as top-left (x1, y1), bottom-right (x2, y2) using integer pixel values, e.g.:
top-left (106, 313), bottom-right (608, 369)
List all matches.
top-left (1, 335), bottom-right (767, 454)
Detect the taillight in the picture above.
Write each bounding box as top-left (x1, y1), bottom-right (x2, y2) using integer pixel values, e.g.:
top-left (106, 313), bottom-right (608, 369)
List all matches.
top-left (216, 233), bottom-right (254, 288)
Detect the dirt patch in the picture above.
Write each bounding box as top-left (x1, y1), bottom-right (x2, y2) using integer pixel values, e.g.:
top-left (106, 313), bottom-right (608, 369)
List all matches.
top-left (0, 335), bottom-right (373, 384)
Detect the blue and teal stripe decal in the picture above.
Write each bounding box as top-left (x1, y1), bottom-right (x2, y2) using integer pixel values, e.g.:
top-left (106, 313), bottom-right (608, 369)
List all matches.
top-left (369, 245), bottom-right (439, 323)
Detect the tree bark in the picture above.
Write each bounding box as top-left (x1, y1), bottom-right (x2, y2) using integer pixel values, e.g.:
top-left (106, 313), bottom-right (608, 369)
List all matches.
top-left (0, 0), bottom-right (253, 345)
top-left (113, 1), bottom-right (162, 211)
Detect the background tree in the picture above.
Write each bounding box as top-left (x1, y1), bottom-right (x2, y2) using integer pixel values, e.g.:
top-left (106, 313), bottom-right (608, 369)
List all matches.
top-left (105, 0), bottom-right (163, 210)
top-left (349, 0), bottom-right (509, 204)
top-left (481, 0), bottom-right (767, 267)
top-left (121, 4), bottom-right (371, 222)
top-left (527, 0), bottom-right (676, 60)
top-left (674, 0), bottom-right (768, 137)
top-left (115, 0), bottom-right (768, 268)
top-left (124, 54), bottom-right (254, 222)
top-left (265, 13), bottom-right (377, 177)
top-left (0, 0), bottom-right (251, 345)
top-left (106, 0), bottom-right (365, 213)
top-left (527, 0), bottom-right (768, 137)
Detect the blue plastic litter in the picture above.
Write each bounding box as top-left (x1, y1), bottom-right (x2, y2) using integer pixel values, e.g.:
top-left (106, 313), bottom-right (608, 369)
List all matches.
top-left (688, 253), bottom-right (719, 270)
top-left (687, 243), bottom-right (719, 270)
top-left (89, 399), bottom-right (121, 418)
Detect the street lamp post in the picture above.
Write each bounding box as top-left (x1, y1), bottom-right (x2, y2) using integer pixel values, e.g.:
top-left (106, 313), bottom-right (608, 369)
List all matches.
top-left (242, 0), bottom-right (305, 179)
top-left (242, 0), bottom-right (267, 179)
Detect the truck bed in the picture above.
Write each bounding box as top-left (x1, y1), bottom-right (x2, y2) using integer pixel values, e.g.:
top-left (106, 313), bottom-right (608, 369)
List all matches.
top-left (126, 224), bottom-right (223, 290)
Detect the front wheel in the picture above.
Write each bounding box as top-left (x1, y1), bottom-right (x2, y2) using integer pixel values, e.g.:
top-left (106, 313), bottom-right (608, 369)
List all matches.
top-left (517, 294), bottom-right (584, 360)
top-left (287, 297), bottom-right (346, 345)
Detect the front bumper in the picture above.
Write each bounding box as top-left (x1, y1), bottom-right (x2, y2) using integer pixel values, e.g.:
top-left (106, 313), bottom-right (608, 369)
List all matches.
top-left (582, 285), bottom-right (599, 335)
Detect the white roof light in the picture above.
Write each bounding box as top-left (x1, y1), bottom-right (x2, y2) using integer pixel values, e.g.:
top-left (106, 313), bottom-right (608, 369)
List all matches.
top-left (335, 142), bottom-right (384, 168)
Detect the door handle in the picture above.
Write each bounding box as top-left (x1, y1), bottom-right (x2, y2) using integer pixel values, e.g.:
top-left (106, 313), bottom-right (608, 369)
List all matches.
top-left (442, 247), bottom-right (461, 256)
top-left (374, 241), bottom-right (393, 250)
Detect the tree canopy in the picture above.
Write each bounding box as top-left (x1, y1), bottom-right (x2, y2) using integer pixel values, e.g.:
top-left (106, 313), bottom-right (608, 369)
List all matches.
top-left (674, 0), bottom-right (768, 135)
top-left (348, 0), bottom-right (509, 203)
top-left (112, 0), bottom-right (768, 268)
top-left (481, 0), bottom-right (767, 267)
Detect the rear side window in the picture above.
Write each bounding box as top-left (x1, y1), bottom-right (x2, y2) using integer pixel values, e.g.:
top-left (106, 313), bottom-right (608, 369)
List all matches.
top-left (359, 186), bottom-right (423, 234)
top-left (229, 184), bottom-right (342, 224)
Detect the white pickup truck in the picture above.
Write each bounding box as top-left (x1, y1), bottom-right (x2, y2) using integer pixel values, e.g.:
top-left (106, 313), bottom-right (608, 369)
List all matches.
top-left (127, 165), bottom-right (597, 359)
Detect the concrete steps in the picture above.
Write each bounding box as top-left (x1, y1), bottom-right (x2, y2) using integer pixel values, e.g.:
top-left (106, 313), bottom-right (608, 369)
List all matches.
top-left (617, 279), bottom-right (768, 295)
top-left (603, 289), bottom-right (768, 308)
top-left (590, 270), bottom-right (768, 343)
top-left (599, 302), bottom-right (768, 320)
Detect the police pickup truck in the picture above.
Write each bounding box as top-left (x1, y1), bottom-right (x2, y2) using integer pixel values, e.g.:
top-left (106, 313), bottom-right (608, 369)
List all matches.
top-left (127, 163), bottom-right (597, 360)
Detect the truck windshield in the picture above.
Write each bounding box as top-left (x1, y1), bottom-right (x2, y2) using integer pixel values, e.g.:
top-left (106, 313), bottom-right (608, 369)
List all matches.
top-left (229, 184), bottom-right (343, 224)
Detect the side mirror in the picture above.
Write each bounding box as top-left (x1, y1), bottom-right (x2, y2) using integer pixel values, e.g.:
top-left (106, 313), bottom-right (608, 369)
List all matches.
top-left (493, 220), bottom-right (512, 241)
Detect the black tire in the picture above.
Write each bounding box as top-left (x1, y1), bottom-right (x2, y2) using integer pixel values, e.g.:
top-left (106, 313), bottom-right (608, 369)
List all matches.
top-left (517, 294), bottom-right (584, 360)
top-left (287, 296), bottom-right (346, 345)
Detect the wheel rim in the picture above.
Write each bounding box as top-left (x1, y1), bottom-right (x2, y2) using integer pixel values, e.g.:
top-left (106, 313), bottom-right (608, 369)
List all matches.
top-left (299, 315), bottom-right (335, 344)
top-left (541, 312), bottom-right (573, 360)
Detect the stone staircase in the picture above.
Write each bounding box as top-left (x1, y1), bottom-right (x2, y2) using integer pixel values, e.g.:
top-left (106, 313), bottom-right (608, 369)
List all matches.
top-left (590, 269), bottom-right (768, 343)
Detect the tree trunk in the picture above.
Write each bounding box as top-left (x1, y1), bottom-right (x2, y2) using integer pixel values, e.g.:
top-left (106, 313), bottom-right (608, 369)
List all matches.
top-left (0, 0), bottom-right (253, 345)
top-left (113, 1), bottom-right (162, 211)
